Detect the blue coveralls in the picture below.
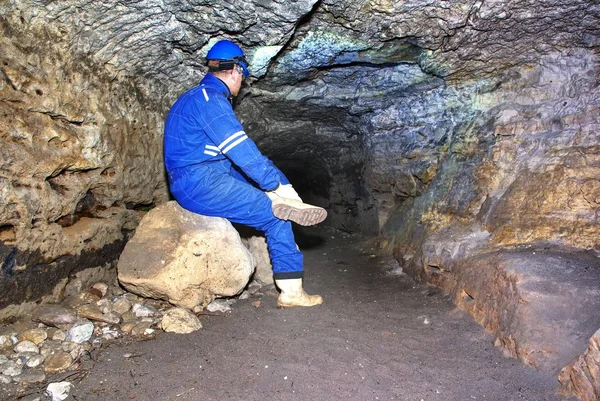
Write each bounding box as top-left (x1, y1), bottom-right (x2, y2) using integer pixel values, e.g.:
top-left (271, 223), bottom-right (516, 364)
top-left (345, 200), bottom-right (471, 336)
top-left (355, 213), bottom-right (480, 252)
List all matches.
top-left (164, 73), bottom-right (303, 280)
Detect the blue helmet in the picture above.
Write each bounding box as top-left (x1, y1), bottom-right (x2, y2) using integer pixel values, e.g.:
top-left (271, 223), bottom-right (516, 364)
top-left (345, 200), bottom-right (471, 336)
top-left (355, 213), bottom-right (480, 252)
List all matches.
top-left (206, 40), bottom-right (250, 77)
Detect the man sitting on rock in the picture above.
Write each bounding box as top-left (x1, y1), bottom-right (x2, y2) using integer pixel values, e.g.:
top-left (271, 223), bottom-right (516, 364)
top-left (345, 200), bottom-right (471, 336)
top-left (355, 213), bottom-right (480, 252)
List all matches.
top-left (163, 39), bottom-right (326, 307)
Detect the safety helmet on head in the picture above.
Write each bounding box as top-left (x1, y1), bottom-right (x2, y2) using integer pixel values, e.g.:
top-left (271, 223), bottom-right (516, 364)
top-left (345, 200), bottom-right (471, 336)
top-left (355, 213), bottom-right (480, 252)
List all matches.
top-left (206, 40), bottom-right (250, 77)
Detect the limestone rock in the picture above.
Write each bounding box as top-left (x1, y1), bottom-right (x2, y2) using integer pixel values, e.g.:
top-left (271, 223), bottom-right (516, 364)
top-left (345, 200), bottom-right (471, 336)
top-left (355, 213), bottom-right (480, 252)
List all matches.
top-left (26, 354), bottom-right (46, 368)
top-left (91, 282), bottom-right (109, 297)
top-left (19, 328), bottom-right (48, 345)
top-left (245, 236), bottom-right (273, 286)
top-left (44, 352), bottom-right (73, 374)
top-left (160, 308), bottom-right (202, 334)
top-left (132, 304), bottom-right (159, 318)
top-left (67, 321), bottom-right (94, 344)
top-left (559, 327), bottom-right (600, 401)
top-left (77, 304), bottom-right (121, 325)
top-left (45, 381), bottom-right (74, 401)
top-left (14, 341), bottom-right (39, 354)
top-left (52, 331), bottom-right (67, 342)
top-left (118, 202), bottom-right (255, 309)
top-left (2, 360), bottom-right (22, 377)
top-left (32, 305), bottom-right (78, 328)
top-left (112, 297), bottom-right (132, 315)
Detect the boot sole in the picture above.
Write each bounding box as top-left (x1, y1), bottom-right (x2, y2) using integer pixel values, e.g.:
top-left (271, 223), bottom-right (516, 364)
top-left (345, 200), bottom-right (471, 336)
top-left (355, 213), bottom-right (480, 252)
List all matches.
top-left (272, 204), bottom-right (327, 226)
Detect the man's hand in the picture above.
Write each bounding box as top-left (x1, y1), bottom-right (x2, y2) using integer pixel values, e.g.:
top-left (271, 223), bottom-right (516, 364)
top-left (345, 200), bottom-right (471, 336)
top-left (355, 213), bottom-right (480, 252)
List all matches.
top-left (273, 184), bottom-right (302, 202)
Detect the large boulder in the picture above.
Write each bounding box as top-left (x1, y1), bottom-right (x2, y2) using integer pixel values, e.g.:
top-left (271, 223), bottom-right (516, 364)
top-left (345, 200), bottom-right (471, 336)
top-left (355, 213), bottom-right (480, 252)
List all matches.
top-left (117, 202), bottom-right (255, 309)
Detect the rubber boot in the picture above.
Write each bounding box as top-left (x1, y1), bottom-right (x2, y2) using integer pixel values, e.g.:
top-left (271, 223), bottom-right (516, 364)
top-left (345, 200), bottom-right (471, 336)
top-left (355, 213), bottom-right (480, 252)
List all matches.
top-left (275, 278), bottom-right (323, 308)
top-left (266, 192), bottom-right (327, 226)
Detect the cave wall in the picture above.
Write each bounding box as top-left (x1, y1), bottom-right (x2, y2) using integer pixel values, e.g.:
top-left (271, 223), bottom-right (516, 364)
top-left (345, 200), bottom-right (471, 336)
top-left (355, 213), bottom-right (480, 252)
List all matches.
top-left (1, 1), bottom-right (600, 397)
top-left (0, 11), bottom-right (170, 317)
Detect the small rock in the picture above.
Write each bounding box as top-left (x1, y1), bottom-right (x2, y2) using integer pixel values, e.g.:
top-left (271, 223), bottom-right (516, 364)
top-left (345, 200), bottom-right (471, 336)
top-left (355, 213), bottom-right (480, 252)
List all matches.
top-left (44, 352), bottom-right (73, 374)
top-left (19, 328), bottom-right (48, 345)
top-left (67, 321), bottom-right (94, 343)
top-left (45, 381), bottom-right (74, 401)
top-left (63, 291), bottom-right (101, 309)
top-left (2, 360), bottom-right (23, 376)
top-left (96, 298), bottom-right (113, 314)
top-left (238, 291), bottom-right (249, 300)
top-left (130, 321), bottom-right (154, 337)
top-left (120, 322), bottom-right (135, 333)
top-left (207, 299), bottom-right (234, 313)
top-left (52, 330), bottom-right (67, 341)
top-left (160, 308), bottom-right (203, 334)
top-left (32, 305), bottom-right (78, 328)
top-left (62, 342), bottom-right (84, 360)
top-left (15, 368), bottom-right (46, 383)
top-left (132, 303), bottom-right (158, 318)
top-left (77, 304), bottom-right (121, 324)
top-left (121, 311), bottom-right (137, 323)
top-left (0, 354), bottom-right (8, 365)
top-left (16, 352), bottom-right (40, 365)
top-left (14, 340), bottom-right (40, 354)
top-left (0, 335), bottom-right (13, 347)
top-left (101, 327), bottom-right (119, 339)
top-left (91, 282), bottom-right (109, 297)
top-left (0, 374), bottom-right (10, 384)
top-left (26, 354), bottom-right (46, 368)
top-left (112, 297), bottom-right (132, 315)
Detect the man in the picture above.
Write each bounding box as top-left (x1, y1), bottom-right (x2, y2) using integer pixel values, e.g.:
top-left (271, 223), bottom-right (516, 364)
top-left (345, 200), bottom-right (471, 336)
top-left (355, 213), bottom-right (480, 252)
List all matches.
top-left (164, 40), bottom-right (326, 307)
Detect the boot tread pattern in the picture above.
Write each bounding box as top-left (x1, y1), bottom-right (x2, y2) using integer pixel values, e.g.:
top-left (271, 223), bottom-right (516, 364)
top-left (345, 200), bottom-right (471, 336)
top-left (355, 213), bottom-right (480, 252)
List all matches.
top-left (272, 204), bottom-right (327, 226)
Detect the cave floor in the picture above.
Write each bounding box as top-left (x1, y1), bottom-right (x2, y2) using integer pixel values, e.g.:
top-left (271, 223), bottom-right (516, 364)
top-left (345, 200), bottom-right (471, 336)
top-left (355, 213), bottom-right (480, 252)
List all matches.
top-left (23, 227), bottom-right (571, 400)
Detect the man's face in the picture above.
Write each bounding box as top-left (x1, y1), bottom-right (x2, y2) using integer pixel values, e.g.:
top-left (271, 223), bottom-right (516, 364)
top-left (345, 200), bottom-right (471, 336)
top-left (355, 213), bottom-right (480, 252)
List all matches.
top-left (230, 66), bottom-right (244, 97)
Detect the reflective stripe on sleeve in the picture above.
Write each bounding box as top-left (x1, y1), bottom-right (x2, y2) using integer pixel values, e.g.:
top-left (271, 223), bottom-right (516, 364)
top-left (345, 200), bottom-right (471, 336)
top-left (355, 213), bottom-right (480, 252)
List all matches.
top-left (202, 88), bottom-right (209, 102)
top-left (221, 135), bottom-right (248, 154)
top-left (204, 150), bottom-right (218, 156)
top-left (218, 131), bottom-right (248, 154)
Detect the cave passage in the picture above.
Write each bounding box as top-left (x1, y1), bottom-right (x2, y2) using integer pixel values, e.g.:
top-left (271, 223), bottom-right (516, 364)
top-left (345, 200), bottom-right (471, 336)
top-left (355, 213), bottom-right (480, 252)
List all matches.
top-left (54, 229), bottom-right (561, 401)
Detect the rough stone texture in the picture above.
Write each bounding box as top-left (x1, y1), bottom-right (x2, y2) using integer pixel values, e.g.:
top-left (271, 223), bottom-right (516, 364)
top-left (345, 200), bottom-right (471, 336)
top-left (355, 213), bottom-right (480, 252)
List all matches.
top-left (118, 202), bottom-right (255, 309)
top-left (160, 307), bottom-right (202, 334)
top-left (1, 1), bottom-right (600, 399)
top-left (31, 305), bottom-right (78, 328)
top-left (244, 235), bottom-right (273, 286)
top-left (0, 7), bottom-right (168, 314)
top-left (560, 328), bottom-right (600, 401)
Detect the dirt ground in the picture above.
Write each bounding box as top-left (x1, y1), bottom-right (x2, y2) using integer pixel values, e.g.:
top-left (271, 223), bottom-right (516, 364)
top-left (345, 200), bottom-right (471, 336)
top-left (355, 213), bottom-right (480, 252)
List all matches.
top-left (7, 227), bottom-right (571, 401)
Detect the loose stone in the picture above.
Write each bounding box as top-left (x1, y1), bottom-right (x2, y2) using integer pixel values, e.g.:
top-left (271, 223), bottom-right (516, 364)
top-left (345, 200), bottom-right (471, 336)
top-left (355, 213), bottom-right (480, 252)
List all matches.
top-left (67, 320), bottom-right (94, 343)
top-left (92, 282), bottom-right (109, 297)
top-left (44, 352), bottom-right (73, 374)
top-left (19, 328), bottom-right (48, 345)
top-left (26, 354), bottom-right (46, 368)
top-left (112, 297), bottom-right (132, 315)
top-left (45, 381), bottom-right (73, 401)
top-left (0, 354), bottom-right (8, 365)
top-left (132, 303), bottom-right (158, 318)
top-left (2, 360), bottom-right (23, 376)
top-left (130, 321), bottom-right (154, 337)
top-left (52, 330), bottom-right (67, 341)
top-left (0, 374), bottom-right (10, 384)
top-left (32, 305), bottom-right (78, 328)
top-left (160, 307), bottom-right (203, 334)
top-left (14, 340), bottom-right (40, 354)
top-left (96, 298), bottom-right (113, 314)
top-left (77, 304), bottom-right (121, 324)
top-left (0, 335), bottom-right (13, 347)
